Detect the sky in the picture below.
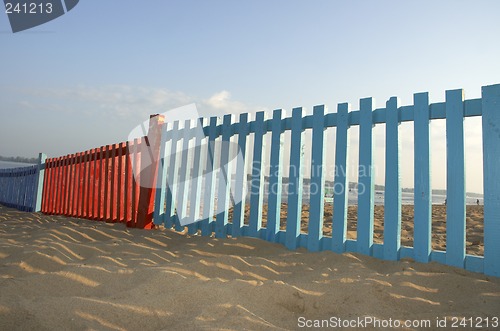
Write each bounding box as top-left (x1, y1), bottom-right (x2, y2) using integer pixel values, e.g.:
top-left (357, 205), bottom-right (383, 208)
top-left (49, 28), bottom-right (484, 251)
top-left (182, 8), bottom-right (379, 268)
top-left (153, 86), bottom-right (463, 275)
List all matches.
top-left (1, 0), bottom-right (499, 194)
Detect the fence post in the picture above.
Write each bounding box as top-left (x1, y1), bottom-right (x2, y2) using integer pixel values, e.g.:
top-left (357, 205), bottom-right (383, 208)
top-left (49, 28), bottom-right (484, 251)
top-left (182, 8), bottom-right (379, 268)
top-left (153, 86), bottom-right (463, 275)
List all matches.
top-left (135, 114), bottom-right (165, 229)
top-left (34, 153), bottom-right (47, 212)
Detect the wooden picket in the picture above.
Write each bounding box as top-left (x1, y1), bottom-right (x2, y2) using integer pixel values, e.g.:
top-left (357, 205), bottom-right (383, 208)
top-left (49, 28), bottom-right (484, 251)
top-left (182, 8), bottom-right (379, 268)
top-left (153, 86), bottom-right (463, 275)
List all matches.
top-left (152, 84), bottom-right (500, 277)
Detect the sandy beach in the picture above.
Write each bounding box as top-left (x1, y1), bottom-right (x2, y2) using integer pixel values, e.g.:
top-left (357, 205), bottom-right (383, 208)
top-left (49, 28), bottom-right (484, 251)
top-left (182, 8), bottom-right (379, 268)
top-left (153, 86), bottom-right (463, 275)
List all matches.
top-left (1, 204), bottom-right (498, 330)
top-left (237, 204), bottom-right (485, 256)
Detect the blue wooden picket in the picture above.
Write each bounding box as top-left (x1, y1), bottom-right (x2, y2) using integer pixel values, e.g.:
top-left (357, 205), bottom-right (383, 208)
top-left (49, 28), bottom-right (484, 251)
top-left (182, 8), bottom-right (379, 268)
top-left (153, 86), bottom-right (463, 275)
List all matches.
top-left (266, 109), bottom-right (284, 243)
top-left (482, 84), bottom-right (500, 277)
top-left (308, 105), bottom-right (326, 252)
top-left (413, 92), bottom-right (432, 263)
top-left (357, 98), bottom-right (375, 256)
top-left (248, 111), bottom-right (266, 238)
top-left (216, 114), bottom-right (233, 238)
top-left (177, 119), bottom-right (193, 230)
top-left (332, 103), bottom-right (350, 253)
top-left (383, 97), bottom-right (401, 261)
top-left (187, 118), bottom-right (206, 234)
top-left (445, 89), bottom-right (466, 268)
top-left (232, 113), bottom-right (249, 238)
top-left (285, 107), bottom-right (304, 250)
top-left (201, 117), bottom-right (218, 236)
top-left (165, 120), bottom-right (180, 229)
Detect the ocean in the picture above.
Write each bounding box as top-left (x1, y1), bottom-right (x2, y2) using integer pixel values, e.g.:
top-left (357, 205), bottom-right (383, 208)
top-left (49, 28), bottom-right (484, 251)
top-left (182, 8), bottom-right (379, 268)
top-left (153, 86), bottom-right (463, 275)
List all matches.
top-left (246, 182), bottom-right (483, 206)
top-left (0, 160), bottom-right (35, 170)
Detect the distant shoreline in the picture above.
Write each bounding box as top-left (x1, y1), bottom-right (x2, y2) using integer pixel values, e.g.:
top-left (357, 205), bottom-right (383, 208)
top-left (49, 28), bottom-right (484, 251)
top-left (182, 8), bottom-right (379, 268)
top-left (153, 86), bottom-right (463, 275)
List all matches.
top-left (0, 160), bottom-right (36, 170)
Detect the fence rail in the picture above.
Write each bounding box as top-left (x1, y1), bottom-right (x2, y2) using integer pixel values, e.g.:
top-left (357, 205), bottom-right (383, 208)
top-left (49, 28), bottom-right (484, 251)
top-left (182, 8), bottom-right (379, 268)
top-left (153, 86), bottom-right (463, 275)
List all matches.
top-left (153, 84), bottom-right (500, 277)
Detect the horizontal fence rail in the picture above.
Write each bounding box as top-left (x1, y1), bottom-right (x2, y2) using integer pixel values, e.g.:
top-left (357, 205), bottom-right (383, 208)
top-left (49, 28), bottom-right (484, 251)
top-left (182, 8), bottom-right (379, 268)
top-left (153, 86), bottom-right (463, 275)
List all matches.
top-left (153, 84), bottom-right (500, 277)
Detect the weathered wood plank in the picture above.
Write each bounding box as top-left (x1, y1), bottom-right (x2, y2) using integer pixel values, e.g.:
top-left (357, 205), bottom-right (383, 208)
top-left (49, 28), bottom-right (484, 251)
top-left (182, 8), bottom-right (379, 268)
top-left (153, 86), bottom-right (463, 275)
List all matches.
top-left (357, 98), bottom-right (375, 256)
top-left (248, 111), bottom-right (267, 238)
top-left (216, 114), bottom-right (233, 238)
top-left (308, 105), bottom-right (326, 252)
top-left (383, 97), bottom-right (402, 260)
top-left (286, 107), bottom-right (304, 250)
top-left (232, 113), bottom-right (249, 238)
top-left (332, 103), bottom-right (350, 253)
top-left (445, 89), bottom-right (466, 268)
top-left (267, 109), bottom-right (284, 243)
top-left (413, 92), bottom-right (432, 263)
top-left (482, 84), bottom-right (500, 277)
top-left (201, 117), bottom-right (219, 236)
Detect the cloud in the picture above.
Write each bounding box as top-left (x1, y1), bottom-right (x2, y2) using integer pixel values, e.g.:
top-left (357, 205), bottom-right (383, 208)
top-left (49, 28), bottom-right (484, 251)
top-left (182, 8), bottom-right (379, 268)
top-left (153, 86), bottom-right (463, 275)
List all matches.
top-left (203, 90), bottom-right (258, 115)
top-left (13, 85), bottom-right (263, 121)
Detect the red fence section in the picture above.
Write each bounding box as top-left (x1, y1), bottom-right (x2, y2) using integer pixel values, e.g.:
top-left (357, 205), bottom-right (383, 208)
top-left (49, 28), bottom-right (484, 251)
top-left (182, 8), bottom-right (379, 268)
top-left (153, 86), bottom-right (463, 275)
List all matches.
top-left (41, 140), bottom-right (143, 227)
top-left (40, 114), bottom-right (164, 229)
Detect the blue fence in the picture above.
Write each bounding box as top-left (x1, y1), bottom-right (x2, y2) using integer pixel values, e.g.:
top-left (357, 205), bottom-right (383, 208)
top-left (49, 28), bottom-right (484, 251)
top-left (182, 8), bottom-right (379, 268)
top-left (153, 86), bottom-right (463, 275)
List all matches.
top-left (0, 154), bottom-right (46, 212)
top-left (153, 84), bottom-right (500, 277)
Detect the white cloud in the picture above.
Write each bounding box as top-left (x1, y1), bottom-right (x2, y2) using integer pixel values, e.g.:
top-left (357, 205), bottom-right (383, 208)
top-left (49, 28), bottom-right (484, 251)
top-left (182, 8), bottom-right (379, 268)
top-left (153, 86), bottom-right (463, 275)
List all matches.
top-left (15, 85), bottom-right (263, 121)
top-left (203, 90), bottom-right (258, 115)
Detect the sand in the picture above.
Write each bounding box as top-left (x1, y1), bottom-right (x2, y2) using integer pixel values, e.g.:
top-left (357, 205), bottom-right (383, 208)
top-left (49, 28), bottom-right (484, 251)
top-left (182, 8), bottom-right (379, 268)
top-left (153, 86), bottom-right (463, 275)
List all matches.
top-left (0, 204), bottom-right (499, 331)
top-left (235, 204), bottom-right (485, 256)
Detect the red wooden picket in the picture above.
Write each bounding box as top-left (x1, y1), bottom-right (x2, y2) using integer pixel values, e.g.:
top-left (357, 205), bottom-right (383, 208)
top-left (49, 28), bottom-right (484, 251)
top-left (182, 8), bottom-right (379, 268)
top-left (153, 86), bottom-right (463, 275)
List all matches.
top-left (63, 156), bottom-right (70, 214)
top-left (95, 147), bottom-right (102, 220)
top-left (87, 150), bottom-right (95, 219)
top-left (78, 152), bottom-right (85, 218)
top-left (125, 141), bottom-right (133, 225)
top-left (117, 143), bottom-right (124, 222)
top-left (110, 144), bottom-right (117, 222)
top-left (69, 156), bottom-right (74, 214)
top-left (83, 151), bottom-right (89, 218)
top-left (72, 153), bottom-right (79, 217)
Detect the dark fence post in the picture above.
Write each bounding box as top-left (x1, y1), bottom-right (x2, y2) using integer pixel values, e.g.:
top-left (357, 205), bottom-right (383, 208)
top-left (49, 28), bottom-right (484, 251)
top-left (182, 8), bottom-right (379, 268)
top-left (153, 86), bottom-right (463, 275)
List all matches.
top-left (134, 114), bottom-right (165, 229)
